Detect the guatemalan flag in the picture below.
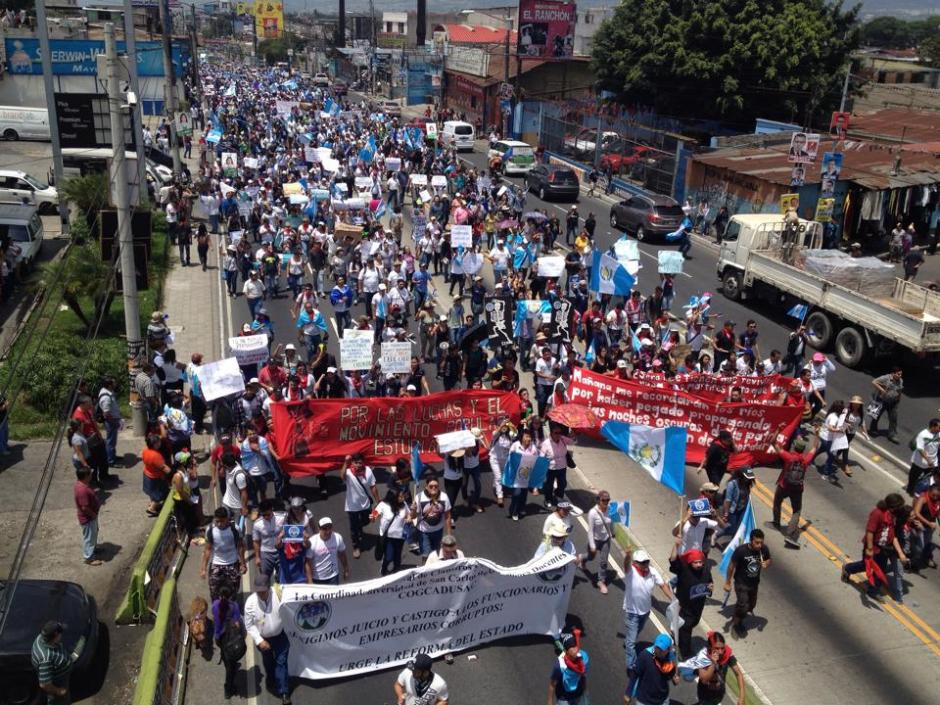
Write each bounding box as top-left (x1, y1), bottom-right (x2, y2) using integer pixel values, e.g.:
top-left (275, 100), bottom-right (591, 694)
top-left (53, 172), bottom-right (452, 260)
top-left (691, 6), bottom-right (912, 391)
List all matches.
top-left (500, 147), bottom-right (515, 162)
top-left (374, 200), bottom-right (387, 219)
top-left (601, 422), bottom-right (687, 495)
top-left (502, 452), bottom-right (550, 489)
top-left (718, 499), bottom-right (756, 575)
top-left (411, 442), bottom-right (424, 483)
top-left (607, 501), bottom-right (630, 526)
top-left (590, 250), bottom-right (636, 296)
top-left (787, 303), bottom-right (809, 320)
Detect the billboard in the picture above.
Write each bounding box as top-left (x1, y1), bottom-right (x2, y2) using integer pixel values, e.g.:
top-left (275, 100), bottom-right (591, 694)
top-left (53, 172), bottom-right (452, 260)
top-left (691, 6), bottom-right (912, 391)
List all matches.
top-left (518, 0), bottom-right (576, 59)
top-left (4, 38), bottom-right (187, 77)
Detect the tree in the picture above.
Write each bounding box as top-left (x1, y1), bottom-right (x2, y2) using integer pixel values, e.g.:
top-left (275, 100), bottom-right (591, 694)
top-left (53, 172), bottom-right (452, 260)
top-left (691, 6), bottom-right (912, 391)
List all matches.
top-left (921, 34), bottom-right (940, 68)
top-left (39, 242), bottom-right (112, 332)
top-left (591, 0), bottom-right (860, 126)
top-left (861, 17), bottom-right (917, 48)
top-left (258, 32), bottom-right (304, 65)
top-left (59, 173), bottom-right (108, 236)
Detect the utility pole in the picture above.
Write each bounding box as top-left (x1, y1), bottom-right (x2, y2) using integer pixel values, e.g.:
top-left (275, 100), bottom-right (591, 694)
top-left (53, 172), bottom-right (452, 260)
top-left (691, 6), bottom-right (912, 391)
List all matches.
top-left (369, 0), bottom-right (376, 95)
top-left (105, 23), bottom-right (146, 435)
top-left (35, 0), bottom-right (69, 236)
top-left (190, 3), bottom-right (200, 93)
top-left (503, 18), bottom-right (510, 137)
top-left (838, 63), bottom-right (851, 113)
top-left (123, 0), bottom-right (149, 206)
top-left (158, 0), bottom-right (182, 176)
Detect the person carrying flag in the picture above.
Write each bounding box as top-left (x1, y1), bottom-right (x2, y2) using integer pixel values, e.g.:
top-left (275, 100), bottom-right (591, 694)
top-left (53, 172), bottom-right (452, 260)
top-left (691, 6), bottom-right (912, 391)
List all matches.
top-left (547, 631), bottom-right (589, 705)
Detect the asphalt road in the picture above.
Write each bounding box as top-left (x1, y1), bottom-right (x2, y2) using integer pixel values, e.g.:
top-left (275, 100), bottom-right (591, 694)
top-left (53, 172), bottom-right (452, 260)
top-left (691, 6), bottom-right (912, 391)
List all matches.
top-left (216, 246), bottom-right (713, 704)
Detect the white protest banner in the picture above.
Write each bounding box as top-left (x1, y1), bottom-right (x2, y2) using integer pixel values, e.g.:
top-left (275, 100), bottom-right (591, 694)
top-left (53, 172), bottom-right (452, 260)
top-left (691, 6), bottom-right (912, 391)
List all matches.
top-left (316, 147), bottom-right (333, 162)
top-left (283, 182), bottom-right (304, 196)
top-left (340, 329), bottom-right (374, 370)
top-left (658, 250), bottom-right (685, 274)
top-left (436, 429), bottom-right (478, 454)
top-left (243, 157), bottom-right (259, 170)
top-left (355, 176), bottom-right (373, 191)
top-left (410, 174), bottom-right (428, 186)
top-left (275, 100), bottom-right (299, 116)
top-left (419, 189), bottom-right (432, 203)
top-left (228, 334), bottom-right (269, 365)
top-left (199, 358), bottom-right (246, 402)
top-left (450, 224), bottom-right (473, 248)
top-left (537, 255), bottom-right (565, 278)
top-left (281, 551), bottom-right (575, 680)
top-left (431, 175), bottom-right (448, 188)
top-left (380, 342), bottom-right (412, 374)
top-left (386, 157), bottom-right (401, 171)
top-left (310, 189), bottom-right (331, 201)
top-left (614, 238), bottom-right (639, 262)
top-left (321, 157), bottom-right (340, 173)
top-left (304, 147), bottom-right (318, 163)
top-left (228, 230), bottom-right (244, 244)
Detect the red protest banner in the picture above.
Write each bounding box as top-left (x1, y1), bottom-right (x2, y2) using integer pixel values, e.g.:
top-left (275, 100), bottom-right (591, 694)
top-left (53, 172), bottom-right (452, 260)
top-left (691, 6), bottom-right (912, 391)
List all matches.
top-left (269, 390), bottom-right (524, 476)
top-left (630, 370), bottom-right (793, 403)
top-left (568, 367), bottom-right (802, 469)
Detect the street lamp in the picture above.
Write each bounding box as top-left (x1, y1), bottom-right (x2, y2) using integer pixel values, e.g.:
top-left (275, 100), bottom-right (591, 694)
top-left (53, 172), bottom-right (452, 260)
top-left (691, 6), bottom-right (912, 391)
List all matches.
top-left (459, 9), bottom-right (513, 136)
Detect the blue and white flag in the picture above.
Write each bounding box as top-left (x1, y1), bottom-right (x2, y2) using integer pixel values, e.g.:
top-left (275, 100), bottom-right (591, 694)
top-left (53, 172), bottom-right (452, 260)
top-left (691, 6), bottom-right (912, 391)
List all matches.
top-left (607, 500), bottom-right (631, 526)
top-left (323, 97), bottom-right (335, 114)
top-left (375, 294), bottom-right (387, 319)
top-left (601, 421), bottom-right (687, 495)
top-left (631, 329), bottom-right (643, 354)
top-left (374, 200), bottom-right (387, 219)
top-left (787, 303), bottom-right (809, 321)
top-left (500, 147), bottom-right (515, 163)
top-left (590, 250), bottom-right (636, 295)
top-left (411, 442), bottom-right (424, 483)
top-left (502, 452), bottom-right (550, 489)
top-left (719, 499), bottom-right (756, 575)
top-left (513, 300), bottom-right (552, 337)
top-left (224, 84), bottom-right (236, 97)
top-left (584, 339), bottom-right (596, 365)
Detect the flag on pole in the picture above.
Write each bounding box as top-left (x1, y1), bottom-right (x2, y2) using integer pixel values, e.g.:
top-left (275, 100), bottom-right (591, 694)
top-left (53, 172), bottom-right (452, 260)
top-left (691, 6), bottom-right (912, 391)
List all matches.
top-left (374, 200), bottom-right (387, 219)
top-left (607, 500), bottom-right (630, 526)
top-left (411, 442), bottom-right (424, 483)
top-left (787, 303), bottom-right (809, 321)
top-left (632, 329), bottom-right (643, 354)
top-left (590, 250), bottom-right (636, 295)
top-left (718, 499), bottom-right (756, 575)
top-left (601, 421), bottom-right (687, 495)
top-left (585, 339), bottom-right (596, 365)
top-left (502, 452), bottom-right (550, 489)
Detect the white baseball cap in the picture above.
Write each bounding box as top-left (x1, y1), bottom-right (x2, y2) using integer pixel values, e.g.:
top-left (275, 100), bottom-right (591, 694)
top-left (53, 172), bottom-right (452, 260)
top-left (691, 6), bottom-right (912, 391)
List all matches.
top-left (633, 549), bottom-right (651, 563)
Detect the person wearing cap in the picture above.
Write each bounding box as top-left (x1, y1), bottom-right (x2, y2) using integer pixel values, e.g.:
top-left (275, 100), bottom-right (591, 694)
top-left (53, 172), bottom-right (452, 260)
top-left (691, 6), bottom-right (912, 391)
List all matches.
top-left (31, 621), bottom-right (74, 704)
top-left (720, 467), bottom-right (754, 538)
top-left (542, 499), bottom-right (574, 541)
top-left (170, 450), bottom-right (202, 535)
top-left (627, 633), bottom-right (678, 705)
top-left (804, 352), bottom-right (836, 416)
top-left (425, 534), bottom-right (465, 567)
top-left (259, 357), bottom-right (288, 395)
top-left (372, 283), bottom-right (390, 344)
top-left (342, 453), bottom-right (380, 559)
top-left (668, 537), bottom-right (713, 658)
top-left (244, 573), bottom-right (292, 705)
top-left (222, 242), bottom-right (240, 296)
top-left (305, 516), bottom-right (349, 584)
top-left (315, 366), bottom-right (349, 399)
top-left (534, 523), bottom-right (579, 563)
top-left (394, 653), bottom-right (449, 705)
top-left (252, 500), bottom-right (281, 577)
top-left (251, 308), bottom-right (276, 350)
top-left (548, 630), bottom-right (589, 705)
top-left (622, 546), bottom-right (674, 673)
top-left (725, 528), bottom-right (771, 637)
top-left (243, 269), bottom-right (266, 320)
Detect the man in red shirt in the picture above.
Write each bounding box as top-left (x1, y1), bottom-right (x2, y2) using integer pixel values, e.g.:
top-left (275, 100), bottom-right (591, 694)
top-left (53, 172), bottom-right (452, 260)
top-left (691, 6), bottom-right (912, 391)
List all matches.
top-left (841, 492), bottom-right (906, 597)
top-left (258, 358), bottom-right (287, 394)
top-left (72, 395), bottom-right (111, 484)
top-left (210, 432), bottom-right (241, 502)
top-left (771, 433), bottom-right (818, 547)
top-left (74, 466), bottom-right (102, 565)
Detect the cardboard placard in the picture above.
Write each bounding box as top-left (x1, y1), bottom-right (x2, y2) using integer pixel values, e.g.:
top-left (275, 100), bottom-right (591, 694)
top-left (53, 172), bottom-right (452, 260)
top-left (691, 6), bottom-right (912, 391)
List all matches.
top-left (340, 329), bottom-right (374, 370)
top-left (450, 224), bottom-right (473, 248)
top-left (537, 255), bottom-right (565, 278)
top-left (200, 357), bottom-right (246, 402)
top-left (380, 342), bottom-right (412, 374)
top-left (435, 429), bottom-right (477, 455)
top-left (229, 334), bottom-right (270, 365)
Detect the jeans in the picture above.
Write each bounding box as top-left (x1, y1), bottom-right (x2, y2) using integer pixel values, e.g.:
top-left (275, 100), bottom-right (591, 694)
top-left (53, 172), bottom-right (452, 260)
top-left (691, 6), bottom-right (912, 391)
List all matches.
top-left (886, 554), bottom-right (905, 602)
top-left (178, 241), bottom-right (191, 265)
top-left (247, 296), bottom-right (263, 319)
top-left (912, 526), bottom-right (935, 568)
top-left (219, 641), bottom-right (240, 698)
top-left (259, 631), bottom-right (290, 696)
top-left (287, 274), bottom-right (302, 299)
top-left (535, 383), bottom-right (552, 417)
top-left (582, 537), bottom-right (610, 584)
top-left (81, 519), bottom-right (98, 560)
top-left (347, 508), bottom-right (371, 549)
top-left (462, 465), bottom-right (482, 507)
top-left (623, 611), bottom-right (650, 671)
top-left (815, 439), bottom-right (835, 476)
top-left (542, 468), bottom-right (567, 505)
top-left (374, 317), bottom-right (385, 344)
top-left (302, 333), bottom-right (322, 363)
top-left (418, 528), bottom-right (443, 557)
top-left (382, 536), bottom-right (405, 575)
top-left (334, 310), bottom-right (350, 337)
top-left (224, 269), bottom-right (238, 295)
top-left (509, 486), bottom-right (528, 518)
top-left (844, 552), bottom-right (889, 596)
top-left (264, 273), bottom-right (278, 297)
top-left (413, 288), bottom-right (428, 312)
top-left (104, 419), bottom-right (120, 465)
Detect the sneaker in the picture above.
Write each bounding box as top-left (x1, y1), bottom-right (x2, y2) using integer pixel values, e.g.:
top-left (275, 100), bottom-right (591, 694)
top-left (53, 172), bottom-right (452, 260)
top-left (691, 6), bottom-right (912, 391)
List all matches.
top-left (783, 536), bottom-right (801, 549)
top-left (598, 582), bottom-right (608, 595)
top-left (512, 515), bottom-right (519, 522)
top-left (84, 558), bottom-right (103, 566)
top-left (732, 624), bottom-right (747, 639)
top-left (353, 548), bottom-right (361, 559)
top-left (409, 543), bottom-right (420, 553)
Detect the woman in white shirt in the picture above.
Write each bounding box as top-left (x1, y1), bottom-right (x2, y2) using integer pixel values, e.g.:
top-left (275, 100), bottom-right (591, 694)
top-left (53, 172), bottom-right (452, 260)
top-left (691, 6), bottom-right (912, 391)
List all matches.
top-left (817, 399), bottom-right (846, 482)
top-left (374, 488), bottom-right (412, 575)
top-left (582, 491), bottom-right (614, 594)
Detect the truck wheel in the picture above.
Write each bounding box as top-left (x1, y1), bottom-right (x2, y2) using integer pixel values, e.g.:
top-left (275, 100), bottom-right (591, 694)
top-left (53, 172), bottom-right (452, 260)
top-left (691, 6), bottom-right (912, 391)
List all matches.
top-left (3, 129), bottom-right (18, 141)
top-left (722, 271), bottom-right (742, 301)
top-left (805, 311), bottom-right (833, 350)
top-left (835, 326), bottom-right (868, 368)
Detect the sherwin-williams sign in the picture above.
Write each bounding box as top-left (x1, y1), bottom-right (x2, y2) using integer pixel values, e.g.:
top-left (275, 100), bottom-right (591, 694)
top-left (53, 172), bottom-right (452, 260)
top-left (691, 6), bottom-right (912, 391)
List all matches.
top-left (4, 38), bottom-right (187, 77)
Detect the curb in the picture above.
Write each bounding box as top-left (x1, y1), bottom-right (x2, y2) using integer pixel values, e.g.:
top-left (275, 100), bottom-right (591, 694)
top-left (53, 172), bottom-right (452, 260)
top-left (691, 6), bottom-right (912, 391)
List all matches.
top-left (852, 433), bottom-right (909, 472)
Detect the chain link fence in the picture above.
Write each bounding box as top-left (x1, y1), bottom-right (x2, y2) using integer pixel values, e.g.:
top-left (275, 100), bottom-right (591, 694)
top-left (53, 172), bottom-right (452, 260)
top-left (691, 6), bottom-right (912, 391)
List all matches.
top-left (536, 107), bottom-right (687, 198)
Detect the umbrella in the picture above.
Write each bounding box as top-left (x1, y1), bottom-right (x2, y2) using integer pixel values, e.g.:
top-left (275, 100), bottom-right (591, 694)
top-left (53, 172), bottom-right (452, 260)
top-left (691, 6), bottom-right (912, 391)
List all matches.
top-left (497, 219), bottom-right (519, 229)
top-left (547, 403), bottom-right (602, 431)
top-left (523, 211), bottom-right (548, 221)
top-left (458, 321), bottom-right (489, 352)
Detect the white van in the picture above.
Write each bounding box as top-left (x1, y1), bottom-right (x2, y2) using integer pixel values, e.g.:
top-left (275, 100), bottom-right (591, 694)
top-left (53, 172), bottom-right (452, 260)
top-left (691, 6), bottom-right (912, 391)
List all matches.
top-left (0, 204), bottom-right (45, 269)
top-left (0, 107), bottom-right (51, 141)
top-left (441, 121), bottom-right (475, 151)
top-left (487, 139), bottom-right (536, 175)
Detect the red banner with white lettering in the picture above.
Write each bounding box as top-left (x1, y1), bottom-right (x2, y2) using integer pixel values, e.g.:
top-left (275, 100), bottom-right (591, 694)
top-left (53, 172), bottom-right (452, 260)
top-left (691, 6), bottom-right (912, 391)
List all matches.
top-left (630, 370), bottom-right (794, 403)
top-left (269, 391), bottom-right (524, 476)
top-left (568, 368), bottom-right (802, 469)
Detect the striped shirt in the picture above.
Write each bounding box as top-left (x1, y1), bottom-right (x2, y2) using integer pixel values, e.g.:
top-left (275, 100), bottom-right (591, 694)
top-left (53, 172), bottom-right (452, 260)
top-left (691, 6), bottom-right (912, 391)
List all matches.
top-left (31, 634), bottom-right (72, 685)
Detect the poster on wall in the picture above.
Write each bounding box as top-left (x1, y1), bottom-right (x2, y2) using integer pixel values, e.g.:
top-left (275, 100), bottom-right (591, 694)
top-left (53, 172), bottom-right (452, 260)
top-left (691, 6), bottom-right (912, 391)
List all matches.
top-left (815, 197), bottom-right (835, 222)
top-left (829, 111), bottom-right (850, 140)
top-left (820, 152), bottom-right (842, 196)
top-left (789, 164), bottom-right (806, 187)
top-left (787, 132), bottom-right (820, 164)
top-left (780, 193), bottom-right (800, 215)
top-left (517, 0), bottom-right (577, 59)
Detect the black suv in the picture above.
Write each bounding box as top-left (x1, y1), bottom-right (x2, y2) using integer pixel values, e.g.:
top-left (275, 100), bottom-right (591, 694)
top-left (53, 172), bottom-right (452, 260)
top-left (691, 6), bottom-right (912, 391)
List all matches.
top-left (525, 165), bottom-right (580, 202)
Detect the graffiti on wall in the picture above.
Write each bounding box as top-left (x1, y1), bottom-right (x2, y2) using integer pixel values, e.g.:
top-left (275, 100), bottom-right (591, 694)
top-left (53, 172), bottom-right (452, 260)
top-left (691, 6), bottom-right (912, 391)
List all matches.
top-left (685, 164), bottom-right (781, 215)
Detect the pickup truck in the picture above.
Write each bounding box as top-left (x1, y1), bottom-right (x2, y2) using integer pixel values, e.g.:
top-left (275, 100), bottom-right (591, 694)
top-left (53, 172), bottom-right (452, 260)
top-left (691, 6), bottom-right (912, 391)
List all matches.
top-left (563, 129), bottom-right (619, 160)
top-left (716, 213), bottom-right (940, 368)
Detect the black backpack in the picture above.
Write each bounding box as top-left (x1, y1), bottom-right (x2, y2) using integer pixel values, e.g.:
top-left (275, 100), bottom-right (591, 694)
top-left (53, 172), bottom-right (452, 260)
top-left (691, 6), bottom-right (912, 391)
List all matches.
top-left (219, 615), bottom-right (247, 663)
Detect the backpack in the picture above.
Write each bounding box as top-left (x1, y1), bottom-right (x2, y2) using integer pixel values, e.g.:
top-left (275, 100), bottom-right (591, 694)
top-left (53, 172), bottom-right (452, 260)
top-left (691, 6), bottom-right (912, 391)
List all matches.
top-left (782, 457), bottom-right (808, 487)
top-left (206, 523), bottom-right (240, 547)
top-left (219, 615), bottom-right (247, 663)
top-left (95, 390), bottom-right (113, 424)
